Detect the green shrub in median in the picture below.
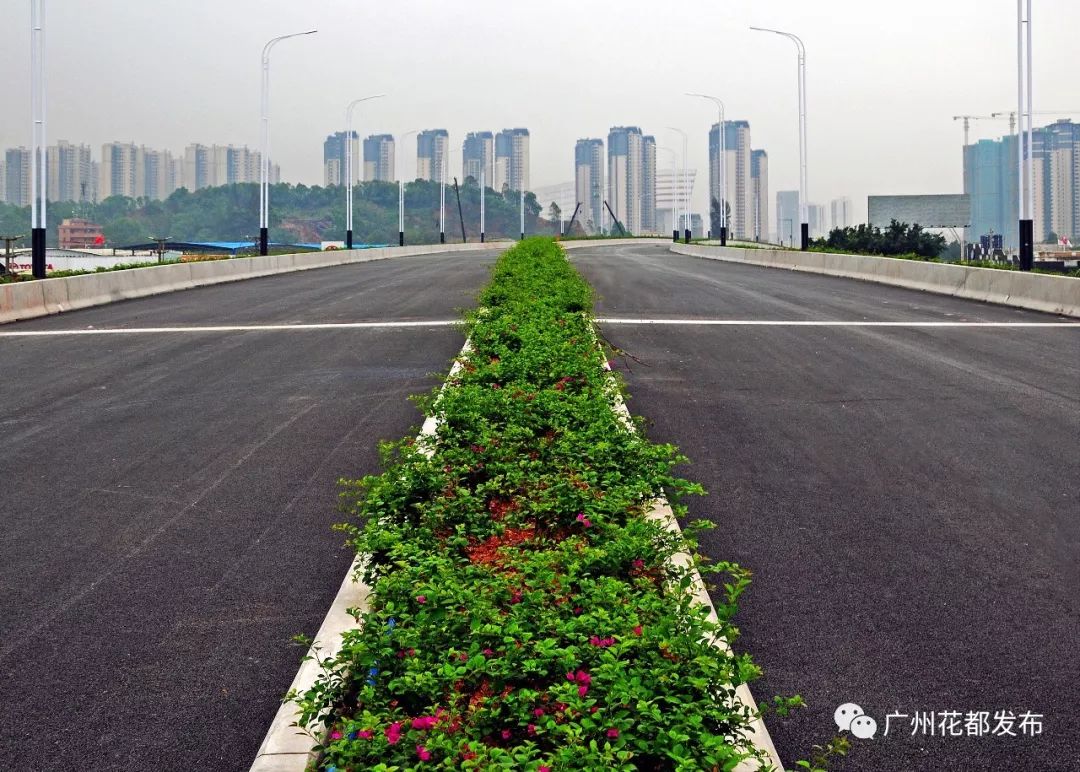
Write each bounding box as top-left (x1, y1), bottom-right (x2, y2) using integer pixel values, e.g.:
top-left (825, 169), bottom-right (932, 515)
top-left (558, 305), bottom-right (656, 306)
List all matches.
top-left (293, 238), bottom-right (776, 770)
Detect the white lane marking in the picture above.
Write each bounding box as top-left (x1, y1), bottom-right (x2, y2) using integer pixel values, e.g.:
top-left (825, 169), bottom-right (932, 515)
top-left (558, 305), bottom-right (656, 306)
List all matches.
top-left (596, 318), bottom-right (1080, 328)
top-left (0, 321), bottom-right (459, 336)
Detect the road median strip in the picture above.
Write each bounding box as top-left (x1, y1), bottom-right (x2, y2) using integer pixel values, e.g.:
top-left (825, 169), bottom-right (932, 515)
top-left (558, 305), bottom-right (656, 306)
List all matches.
top-left (256, 237), bottom-right (782, 770)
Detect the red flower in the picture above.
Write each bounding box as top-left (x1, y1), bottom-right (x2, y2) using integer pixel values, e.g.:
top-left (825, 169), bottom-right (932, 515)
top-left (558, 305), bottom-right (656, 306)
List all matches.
top-left (357, 729), bottom-right (374, 740)
top-left (416, 595), bottom-right (427, 604)
top-left (633, 625), bottom-right (643, 636)
top-left (416, 744), bottom-right (431, 761)
top-left (607, 728), bottom-right (620, 739)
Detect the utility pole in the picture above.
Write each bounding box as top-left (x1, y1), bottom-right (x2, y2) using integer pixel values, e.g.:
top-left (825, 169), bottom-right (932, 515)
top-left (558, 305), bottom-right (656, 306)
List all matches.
top-left (150, 236), bottom-right (170, 263)
top-left (2, 235), bottom-right (25, 275)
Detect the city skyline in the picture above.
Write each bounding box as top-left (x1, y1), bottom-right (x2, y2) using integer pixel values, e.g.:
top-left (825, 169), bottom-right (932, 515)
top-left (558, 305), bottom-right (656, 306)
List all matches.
top-left (4, 1), bottom-right (1078, 227)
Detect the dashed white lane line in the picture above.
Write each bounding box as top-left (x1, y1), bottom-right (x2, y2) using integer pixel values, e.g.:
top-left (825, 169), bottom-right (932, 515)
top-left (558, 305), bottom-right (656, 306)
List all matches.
top-left (596, 318), bottom-right (1080, 328)
top-left (0, 321), bottom-right (459, 336)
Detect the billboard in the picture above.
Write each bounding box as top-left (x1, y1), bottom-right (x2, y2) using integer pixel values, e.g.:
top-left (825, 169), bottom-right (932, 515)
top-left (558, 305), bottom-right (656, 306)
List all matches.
top-left (868, 194), bottom-right (971, 228)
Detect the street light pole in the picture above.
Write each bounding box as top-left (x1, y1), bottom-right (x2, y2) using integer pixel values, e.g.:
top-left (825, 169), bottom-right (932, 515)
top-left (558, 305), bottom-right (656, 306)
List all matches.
top-left (440, 139), bottom-right (448, 244)
top-left (480, 167), bottom-right (486, 243)
top-left (345, 94), bottom-right (384, 250)
top-left (520, 187), bottom-right (525, 241)
top-left (30, 0), bottom-right (47, 279)
top-left (688, 93), bottom-right (727, 246)
top-left (751, 25), bottom-right (808, 250)
top-left (1016, 0), bottom-right (1034, 271)
top-left (259, 29), bottom-right (317, 256)
top-left (657, 146), bottom-right (679, 242)
top-left (667, 127), bottom-right (690, 243)
top-left (397, 129), bottom-right (418, 247)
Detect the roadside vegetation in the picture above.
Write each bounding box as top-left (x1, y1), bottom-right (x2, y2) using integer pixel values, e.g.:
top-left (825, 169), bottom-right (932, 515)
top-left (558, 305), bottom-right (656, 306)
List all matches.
top-left (292, 238), bottom-right (798, 770)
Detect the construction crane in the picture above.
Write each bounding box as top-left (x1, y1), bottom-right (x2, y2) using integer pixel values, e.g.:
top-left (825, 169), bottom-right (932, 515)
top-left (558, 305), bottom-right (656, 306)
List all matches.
top-left (991, 111), bottom-right (1080, 135)
top-left (952, 115), bottom-right (998, 146)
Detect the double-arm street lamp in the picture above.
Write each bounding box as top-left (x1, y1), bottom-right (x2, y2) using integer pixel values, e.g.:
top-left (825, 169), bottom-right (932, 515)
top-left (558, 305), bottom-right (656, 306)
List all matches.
top-left (344, 95), bottom-right (385, 250)
top-left (259, 29), bottom-right (317, 256)
top-left (751, 25), bottom-right (808, 250)
top-left (688, 93), bottom-right (727, 246)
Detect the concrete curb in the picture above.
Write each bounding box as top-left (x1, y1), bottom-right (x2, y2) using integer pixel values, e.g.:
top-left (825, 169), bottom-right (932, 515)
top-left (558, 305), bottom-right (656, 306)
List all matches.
top-left (600, 356), bottom-right (784, 772)
top-left (0, 243), bottom-right (504, 326)
top-left (670, 243), bottom-right (1080, 318)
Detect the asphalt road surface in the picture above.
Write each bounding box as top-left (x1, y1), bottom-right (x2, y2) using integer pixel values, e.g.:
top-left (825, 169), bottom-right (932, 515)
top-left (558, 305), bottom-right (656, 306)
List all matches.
top-left (0, 252), bottom-right (495, 771)
top-left (574, 243), bottom-right (1080, 772)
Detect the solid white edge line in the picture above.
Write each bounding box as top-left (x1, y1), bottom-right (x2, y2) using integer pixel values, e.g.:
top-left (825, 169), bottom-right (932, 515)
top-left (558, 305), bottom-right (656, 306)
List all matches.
top-left (249, 340), bottom-right (472, 772)
top-left (596, 319), bottom-right (1080, 328)
top-left (598, 336), bottom-right (785, 771)
top-left (0, 321), bottom-right (459, 336)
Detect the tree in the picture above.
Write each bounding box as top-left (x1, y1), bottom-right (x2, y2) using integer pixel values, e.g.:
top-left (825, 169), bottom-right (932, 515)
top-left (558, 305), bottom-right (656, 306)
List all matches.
top-left (104, 217), bottom-right (145, 247)
top-left (548, 201), bottom-right (562, 224)
top-left (1046, 231), bottom-right (1059, 244)
top-left (815, 219), bottom-right (946, 259)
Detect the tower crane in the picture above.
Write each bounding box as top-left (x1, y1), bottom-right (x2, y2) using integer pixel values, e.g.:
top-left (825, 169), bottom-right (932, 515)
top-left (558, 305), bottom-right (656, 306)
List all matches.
top-left (991, 111), bottom-right (1080, 135)
top-left (952, 115), bottom-right (999, 146)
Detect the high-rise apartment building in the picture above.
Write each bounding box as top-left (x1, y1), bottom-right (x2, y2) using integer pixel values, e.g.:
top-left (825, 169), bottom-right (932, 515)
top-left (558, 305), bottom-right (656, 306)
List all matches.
top-left (494, 128), bottom-right (530, 192)
top-left (143, 147), bottom-right (178, 200)
top-left (4, 147), bottom-right (32, 207)
top-left (47, 141), bottom-right (97, 203)
top-left (363, 134), bottom-right (395, 182)
top-left (324, 131), bottom-right (359, 187)
top-left (463, 132), bottom-right (494, 187)
top-left (776, 190), bottom-right (800, 247)
top-left (417, 130), bottom-right (449, 183)
top-left (1042, 119), bottom-right (1080, 242)
top-left (181, 144), bottom-right (261, 191)
top-left (830, 197), bottom-right (852, 230)
top-left (100, 142), bottom-right (140, 199)
top-left (574, 138), bottom-right (605, 234)
top-left (709, 121), bottom-right (754, 240)
top-left (642, 135), bottom-right (657, 232)
top-left (808, 203), bottom-right (827, 238)
top-left (751, 150), bottom-right (769, 242)
top-left (608, 126), bottom-right (645, 235)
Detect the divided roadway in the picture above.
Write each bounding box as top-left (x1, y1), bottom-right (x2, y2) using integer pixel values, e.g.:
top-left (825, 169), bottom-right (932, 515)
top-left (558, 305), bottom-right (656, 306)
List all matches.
top-left (3, 242), bottom-right (1077, 771)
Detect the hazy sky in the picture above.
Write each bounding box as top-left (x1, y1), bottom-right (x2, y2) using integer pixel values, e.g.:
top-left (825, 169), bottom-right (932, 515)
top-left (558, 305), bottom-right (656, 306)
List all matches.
top-left (1, 0), bottom-right (1077, 221)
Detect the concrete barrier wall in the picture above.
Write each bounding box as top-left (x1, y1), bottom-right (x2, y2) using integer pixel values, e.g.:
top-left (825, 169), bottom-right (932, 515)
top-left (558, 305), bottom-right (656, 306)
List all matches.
top-left (671, 243), bottom-right (1080, 318)
top-left (0, 238), bottom-right (673, 326)
top-left (0, 243), bottom-right (508, 325)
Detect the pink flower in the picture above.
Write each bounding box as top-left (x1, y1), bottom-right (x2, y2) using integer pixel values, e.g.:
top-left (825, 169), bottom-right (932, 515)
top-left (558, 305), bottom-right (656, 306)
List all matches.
top-left (416, 595), bottom-right (427, 604)
top-left (589, 705), bottom-right (598, 714)
top-left (501, 729), bottom-right (512, 740)
top-left (589, 636), bottom-right (615, 648)
top-left (533, 708), bottom-right (545, 717)
top-left (566, 671), bottom-right (575, 682)
top-left (607, 728), bottom-right (620, 739)
top-left (575, 670), bottom-right (591, 685)
top-left (412, 715), bottom-right (438, 731)
top-left (416, 744), bottom-right (431, 761)
top-left (357, 729), bottom-right (374, 740)
top-left (575, 513), bottom-right (592, 528)
top-left (329, 729), bottom-right (343, 740)
top-left (540, 767), bottom-right (551, 772)
top-left (510, 590), bottom-right (523, 604)
top-left (527, 723), bottom-right (537, 736)
top-left (633, 625), bottom-right (643, 636)
top-left (578, 685), bottom-right (589, 697)
top-left (385, 722), bottom-right (403, 745)
top-left (632, 559), bottom-right (645, 569)
top-left (483, 648), bottom-right (495, 657)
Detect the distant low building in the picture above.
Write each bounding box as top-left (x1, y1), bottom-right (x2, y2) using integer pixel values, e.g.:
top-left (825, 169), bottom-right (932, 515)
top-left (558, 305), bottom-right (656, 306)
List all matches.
top-left (58, 218), bottom-right (105, 249)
